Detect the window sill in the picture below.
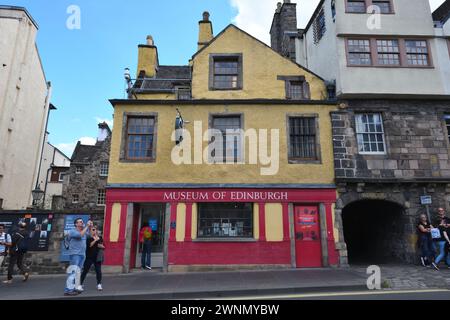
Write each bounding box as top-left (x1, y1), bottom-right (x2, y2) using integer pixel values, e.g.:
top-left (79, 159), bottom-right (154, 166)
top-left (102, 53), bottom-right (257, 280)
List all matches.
top-left (209, 87), bottom-right (243, 91)
top-left (288, 159), bottom-right (321, 164)
top-left (119, 159), bottom-right (156, 163)
top-left (193, 238), bottom-right (257, 243)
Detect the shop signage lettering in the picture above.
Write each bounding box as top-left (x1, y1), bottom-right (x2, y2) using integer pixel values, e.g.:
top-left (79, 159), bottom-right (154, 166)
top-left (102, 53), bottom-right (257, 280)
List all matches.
top-left (163, 191), bottom-right (289, 201)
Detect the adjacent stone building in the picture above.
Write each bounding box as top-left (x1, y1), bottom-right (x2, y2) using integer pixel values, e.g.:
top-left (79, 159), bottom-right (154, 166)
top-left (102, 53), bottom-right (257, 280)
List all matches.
top-left (271, 0), bottom-right (450, 265)
top-left (63, 122), bottom-right (111, 221)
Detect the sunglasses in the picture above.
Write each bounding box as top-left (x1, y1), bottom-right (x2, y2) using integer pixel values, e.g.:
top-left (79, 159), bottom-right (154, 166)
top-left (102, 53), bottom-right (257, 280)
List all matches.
top-left (92, 229), bottom-right (96, 231)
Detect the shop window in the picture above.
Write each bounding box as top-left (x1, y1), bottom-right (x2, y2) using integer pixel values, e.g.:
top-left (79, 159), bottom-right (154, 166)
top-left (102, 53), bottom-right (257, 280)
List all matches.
top-left (209, 54), bottom-right (243, 90)
top-left (355, 113), bottom-right (386, 154)
top-left (197, 203), bottom-right (253, 238)
top-left (288, 117), bottom-right (319, 161)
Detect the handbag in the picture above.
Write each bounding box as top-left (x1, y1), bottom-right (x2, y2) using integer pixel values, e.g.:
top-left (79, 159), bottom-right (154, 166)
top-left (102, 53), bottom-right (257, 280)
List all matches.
top-left (431, 228), bottom-right (442, 239)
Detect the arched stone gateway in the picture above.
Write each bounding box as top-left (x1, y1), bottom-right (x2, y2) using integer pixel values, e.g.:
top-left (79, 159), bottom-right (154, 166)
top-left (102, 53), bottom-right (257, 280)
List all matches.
top-left (342, 199), bottom-right (410, 265)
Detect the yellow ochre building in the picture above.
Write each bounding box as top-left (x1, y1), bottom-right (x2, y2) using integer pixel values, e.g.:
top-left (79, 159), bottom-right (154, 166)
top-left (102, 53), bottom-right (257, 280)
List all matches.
top-left (103, 12), bottom-right (340, 272)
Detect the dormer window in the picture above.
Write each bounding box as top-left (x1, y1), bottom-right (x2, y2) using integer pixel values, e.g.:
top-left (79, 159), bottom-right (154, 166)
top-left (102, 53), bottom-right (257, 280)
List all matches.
top-left (176, 86), bottom-right (192, 100)
top-left (209, 54), bottom-right (243, 90)
top-left (278, 76), bottom-right (311, 100)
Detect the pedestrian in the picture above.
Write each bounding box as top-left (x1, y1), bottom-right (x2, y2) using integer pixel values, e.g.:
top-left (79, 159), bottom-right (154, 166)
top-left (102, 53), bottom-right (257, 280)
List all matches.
top-left (431, 208), bottom-right (450, 270)
top-left (3, 222), bottom-right (29, 284)
top-left (417, 214), bottom-right (435, 267)
top-left (0, 224), bottom-right (12, 269)
top-left (139, 222), bottom-right (152, 270)
top-left (64, 218), bottom-right (92, 296)
top-left (80, 225), bottom-right (105, 291)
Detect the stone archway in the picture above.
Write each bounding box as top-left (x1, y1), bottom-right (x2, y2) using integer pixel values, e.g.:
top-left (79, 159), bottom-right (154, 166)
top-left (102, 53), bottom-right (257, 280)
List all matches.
top-left (342, 199), bottom-right (406, 265)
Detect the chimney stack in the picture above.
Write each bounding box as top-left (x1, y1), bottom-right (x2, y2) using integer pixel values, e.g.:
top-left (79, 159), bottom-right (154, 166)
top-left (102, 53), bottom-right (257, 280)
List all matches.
top-left (198, 11), bottom-right (213, 51)
top-left (137, 35), bottom-right (159, 78)
top-left (270, 1), bottom-right (297, 58)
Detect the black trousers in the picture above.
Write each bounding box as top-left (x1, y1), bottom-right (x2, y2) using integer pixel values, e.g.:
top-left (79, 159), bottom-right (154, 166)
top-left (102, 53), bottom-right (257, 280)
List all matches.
top-left (80, 257), bottom-right (102, 285)
top-left (7, 253), bottom-right (27, 280)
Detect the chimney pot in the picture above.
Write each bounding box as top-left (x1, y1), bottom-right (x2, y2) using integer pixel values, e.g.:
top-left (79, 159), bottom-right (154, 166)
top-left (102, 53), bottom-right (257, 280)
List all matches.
top-left (202, 11), bottom-right (210, 21)
top-left (283, 0), bottom-right (291, 3)
top-left (276, 2), bottom-right (282, 12)
top-left (146, 35), bottom-right (154, 46)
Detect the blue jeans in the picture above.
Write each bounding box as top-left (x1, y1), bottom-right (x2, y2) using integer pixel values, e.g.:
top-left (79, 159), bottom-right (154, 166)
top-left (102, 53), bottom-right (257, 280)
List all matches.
top-left (141, 241), bottom-right (152, 268)
top-left (65, 254), bottom-right (85, 293)
top-left (434, 241), bottom-right (450, 265)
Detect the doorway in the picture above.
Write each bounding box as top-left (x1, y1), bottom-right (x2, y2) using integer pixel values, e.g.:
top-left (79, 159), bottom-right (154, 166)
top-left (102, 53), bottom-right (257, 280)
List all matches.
top-left (135, 203), bottom-right (166, 268)
top-left (294, 205), bottom-right (322, 268)
top-left (342, 200), bottom-right (405, 265)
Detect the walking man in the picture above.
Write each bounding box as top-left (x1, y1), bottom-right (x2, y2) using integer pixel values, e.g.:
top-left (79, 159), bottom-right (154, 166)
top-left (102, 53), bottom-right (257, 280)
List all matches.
top-left (64, 218), bottom-right (92, 296)
top-left (3, 222), bottom-right (29, 284)
top-left (0, 224), bottom-right (11, 268)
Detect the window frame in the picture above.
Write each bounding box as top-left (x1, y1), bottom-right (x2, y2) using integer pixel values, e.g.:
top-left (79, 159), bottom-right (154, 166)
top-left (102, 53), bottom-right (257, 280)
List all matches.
top-left (75, 166), bottom-right (83, 174)
top-left (99, 162), bottom-right (109, 177)
top-left (286, 114), bottom-right (322, 164)
top-left (313, 7), bottom-right (326, 44)
top-left (345, 0), bottom-right (395, 14)
top-left (97, 189), bottom-right (106, 206)
top-left (58, 172), bottom-right (65, 182)
top-left (209, 53), bottom-right (243, 91)
top-left (345, 37), bottom-right (433, 68)
top-left (444, 114), bottom-right (450, 145)
top-left (208, 113), bottom-right (244, 164)
top-left (72, 194), bottom-right (80, 204)
top-left (355, 113), bottom-right (387, 155)
top-left (119, 112), bottom-right (158, 163)
top-left (196, 202), bottom-right (254, 240)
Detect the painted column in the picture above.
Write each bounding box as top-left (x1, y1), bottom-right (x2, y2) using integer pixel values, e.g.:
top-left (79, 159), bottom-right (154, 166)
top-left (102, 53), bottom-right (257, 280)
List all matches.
top-left (103, 201), bottom-right (113, 265)
top-left (185, 203), bottom-right (193, 242)
top-left (118, 202), bottom-right (129, 242)
top-left (325, 202), bottom-right (339, 266)
top-left (169, 202), bottom-right (177, 243)
top-left (282, 203), bottom-right (290, 241)
top-left (258, 202), bottom-right (266, 242)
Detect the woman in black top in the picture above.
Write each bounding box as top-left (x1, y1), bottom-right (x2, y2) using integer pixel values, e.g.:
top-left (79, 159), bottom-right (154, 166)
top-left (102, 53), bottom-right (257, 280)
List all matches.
top-left (417, 214), bottom-right (435, 268)
top-left (80, 225), bottom-right (105, 291)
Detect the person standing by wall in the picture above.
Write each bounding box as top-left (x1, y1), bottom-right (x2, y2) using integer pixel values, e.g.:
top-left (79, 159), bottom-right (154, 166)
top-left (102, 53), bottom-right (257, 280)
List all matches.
top-left (3, 222), bottom-right (29, 284)
top-left (80, 225), bottom-right (105, 291)
top-left (64, 218), bottom-right (92, 296)
top-left (0, 224), bottom-right (11, 269)
top-left (139, 222), bottom-right (152, 270)
top-left (417, 214), bottom-right (435, 267)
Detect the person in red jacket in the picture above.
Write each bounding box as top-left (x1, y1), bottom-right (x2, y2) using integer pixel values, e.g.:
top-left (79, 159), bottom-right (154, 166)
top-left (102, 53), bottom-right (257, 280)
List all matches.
top-left (139, 223), bottom-right (152, 270)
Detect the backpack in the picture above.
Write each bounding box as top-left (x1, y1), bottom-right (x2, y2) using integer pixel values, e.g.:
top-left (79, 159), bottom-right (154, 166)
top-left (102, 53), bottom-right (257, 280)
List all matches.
top-left (143, 228), bottom-right (152, 241)
top-left (15, 233), bottom-right (28, 254)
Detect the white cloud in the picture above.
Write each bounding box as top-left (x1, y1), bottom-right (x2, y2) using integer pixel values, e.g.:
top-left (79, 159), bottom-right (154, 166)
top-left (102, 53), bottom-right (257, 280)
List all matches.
top-left (95, 117), bottom-right (114, 129)
top-left (230, 0), bottom-right (445, 45)
top-left (79, 137), bottom-right (97, 145)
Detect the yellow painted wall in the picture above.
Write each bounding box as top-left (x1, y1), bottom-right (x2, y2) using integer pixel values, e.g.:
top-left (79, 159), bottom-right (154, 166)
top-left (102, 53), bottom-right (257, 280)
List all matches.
top-left (176, 203), bottom-right (186, 242)
top-left (191, 203), bottom-right (198, 240)
top-left (191, 25), bottom-right (327, 100)
top-left (137, 46), bottom-right (157, 78)
top-left (110, 203), bottom-right (121, 242)
top-left (253, 203), bottom-right (259, 240)
top-left (265, 203), bottom-right (283, 242)
top-left (108, 103), bottom-right (335, 184)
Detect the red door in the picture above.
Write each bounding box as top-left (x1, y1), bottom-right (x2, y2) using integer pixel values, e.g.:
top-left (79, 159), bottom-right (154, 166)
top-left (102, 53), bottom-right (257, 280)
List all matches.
top-left (294, 205), bottom-right (322, 268)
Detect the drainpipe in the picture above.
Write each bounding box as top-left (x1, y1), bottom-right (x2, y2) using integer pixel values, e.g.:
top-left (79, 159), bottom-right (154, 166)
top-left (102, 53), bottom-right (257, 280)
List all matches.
top-left (33, 81), bottom-right (53, 207)
top-left (42, 147), bottom-right (56, 210)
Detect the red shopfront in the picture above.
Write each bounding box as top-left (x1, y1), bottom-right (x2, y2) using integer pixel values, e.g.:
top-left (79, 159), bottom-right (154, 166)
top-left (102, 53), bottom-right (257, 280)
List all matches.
top-left (103, 187), bottom-right (339, 272)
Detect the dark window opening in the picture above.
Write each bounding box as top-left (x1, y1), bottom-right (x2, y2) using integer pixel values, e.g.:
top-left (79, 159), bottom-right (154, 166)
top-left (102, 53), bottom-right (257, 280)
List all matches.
top-left (289, 117), bottom-right (317, 160)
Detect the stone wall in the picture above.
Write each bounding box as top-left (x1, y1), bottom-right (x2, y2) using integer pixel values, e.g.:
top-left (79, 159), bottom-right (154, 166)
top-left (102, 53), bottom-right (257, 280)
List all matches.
top-left (270, 2), bottom-right (297, 60)
top-left (0, 212), bottom-right (104, 275)
top-left (332, 100), bottom-right (450, 180)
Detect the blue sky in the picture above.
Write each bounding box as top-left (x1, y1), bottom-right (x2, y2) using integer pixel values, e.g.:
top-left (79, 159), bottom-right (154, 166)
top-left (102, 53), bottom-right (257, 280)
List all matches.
top-left (2, 0), bottom-right (445, 157)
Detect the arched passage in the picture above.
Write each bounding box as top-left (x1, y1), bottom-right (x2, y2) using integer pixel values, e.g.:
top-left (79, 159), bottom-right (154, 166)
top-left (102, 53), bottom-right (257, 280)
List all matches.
top-left (342, 199), bottom-right (406, 265)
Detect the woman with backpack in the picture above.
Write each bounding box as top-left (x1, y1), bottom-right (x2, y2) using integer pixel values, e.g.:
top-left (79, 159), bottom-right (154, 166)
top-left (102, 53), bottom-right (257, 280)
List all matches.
top-left (139, 223), bottom-right (152, 270)
top-left (3, 222), bottom-right (29, 284)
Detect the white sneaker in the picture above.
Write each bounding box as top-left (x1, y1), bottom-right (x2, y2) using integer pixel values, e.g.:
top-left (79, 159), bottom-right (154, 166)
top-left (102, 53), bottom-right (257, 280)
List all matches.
top-left (145, 266), bottom-right (152, 270)
top-left (97, 284), bottom-right (103, 291)
top-left (76, 285), bottom-right (84, 292)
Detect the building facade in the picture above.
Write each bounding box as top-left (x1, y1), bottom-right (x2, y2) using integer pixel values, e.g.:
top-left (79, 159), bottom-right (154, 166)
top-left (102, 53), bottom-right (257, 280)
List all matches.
top-left (103, 13), bottom-right (340, 273)
top-left (0, 6), bottom-right (53, 210)
top-left (62, 122), bottom-right (111, 217)
top-left (271, 0), bottom-right (450, 265)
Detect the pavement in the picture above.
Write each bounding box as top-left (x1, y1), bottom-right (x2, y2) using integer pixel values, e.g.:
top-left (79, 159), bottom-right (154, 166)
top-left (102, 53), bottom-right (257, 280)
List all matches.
top-left (0, 264), bottom-right (449, 300)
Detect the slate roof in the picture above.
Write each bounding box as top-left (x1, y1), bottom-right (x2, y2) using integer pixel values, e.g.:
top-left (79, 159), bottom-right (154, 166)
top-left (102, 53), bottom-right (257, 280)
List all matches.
top-left (133, 65), bottom-right (191, 92)
top-left (433, 0), bottom-right (450, 24)
top-left (71, 143), bottom-right (99, 163)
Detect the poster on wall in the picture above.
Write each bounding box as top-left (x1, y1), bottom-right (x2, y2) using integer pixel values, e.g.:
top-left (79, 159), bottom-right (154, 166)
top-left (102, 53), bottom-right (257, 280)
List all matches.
top-left (59, 215), bottom-right (91, 262)
top-left (297, 207), bottom-right (319, 241)
top-left (0, 213), bottom-right (54, 251)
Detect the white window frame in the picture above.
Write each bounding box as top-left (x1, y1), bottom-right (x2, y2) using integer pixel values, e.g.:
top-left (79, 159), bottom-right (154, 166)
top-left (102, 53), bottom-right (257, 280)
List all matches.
top-left (97, 189), bottom-right (106, 206)
top-left (72, 194), bottom-right (80, 204)
top-left (99, 162), bottom-right (109, 177)
top-left (355, 113), bottom-right (387, 155)
top-left (58, 172), bottom-right (65, 182)
top-left (75, 166), bottom-right (83, 174)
